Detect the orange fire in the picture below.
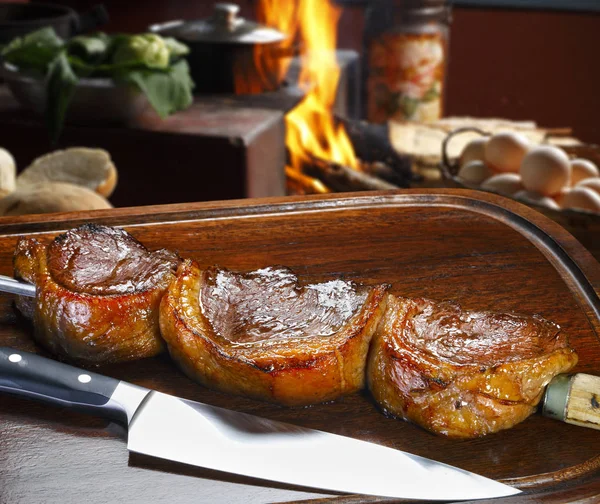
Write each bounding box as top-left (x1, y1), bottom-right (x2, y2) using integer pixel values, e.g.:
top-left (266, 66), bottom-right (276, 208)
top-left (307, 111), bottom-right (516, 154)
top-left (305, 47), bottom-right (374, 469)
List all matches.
top-left (255, 0), bottom-right (300, 87)
top-left (254, 0), bottom-right (359, 175)
top-left (235, 0), bottom-right (299, 95)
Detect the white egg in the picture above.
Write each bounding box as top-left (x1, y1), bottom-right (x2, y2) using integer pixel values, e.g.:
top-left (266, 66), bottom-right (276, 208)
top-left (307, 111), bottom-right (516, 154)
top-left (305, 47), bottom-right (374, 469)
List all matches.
top-left (484, 132), bottom-right (530, 173)
top-left (457, 160), bottom-right (494, 185)
top-left (577, 177), bottom-right (600, 195)
top-left (561, 186), bottom-right (600, 213)
top-left (480, 173), bottom-right (523, 196)
top-left (553, 188), bottom-right (571, 207)
top-left (514, 189), bottom-right (560, 210)
top-left (459, 138), bottom-right (488, 167)
top-left (520, 145), bottom-right (571, 196)
top-left (570, 158), bottom-right (599, 186)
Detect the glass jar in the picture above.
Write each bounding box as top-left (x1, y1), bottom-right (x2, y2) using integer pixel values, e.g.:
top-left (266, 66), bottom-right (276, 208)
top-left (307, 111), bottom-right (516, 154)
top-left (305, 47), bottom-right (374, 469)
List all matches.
top-left (364, 0), bottom-right (451, 123)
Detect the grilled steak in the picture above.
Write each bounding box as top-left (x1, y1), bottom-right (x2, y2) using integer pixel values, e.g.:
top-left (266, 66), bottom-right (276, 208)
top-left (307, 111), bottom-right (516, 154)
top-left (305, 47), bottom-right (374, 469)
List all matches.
top-left (159, 260), bottom-right (389, 406)
top-left (367, 295), bottom-right (578, 438)
top-left (13, 224), bottom-right (180, 364)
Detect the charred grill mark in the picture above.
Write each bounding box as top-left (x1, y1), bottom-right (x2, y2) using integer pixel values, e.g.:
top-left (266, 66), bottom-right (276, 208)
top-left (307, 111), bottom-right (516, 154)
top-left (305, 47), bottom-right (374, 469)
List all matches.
top-left (54, 223), bottom-right (103, 244)
top-left (266, 355), bottom-right (328, 374)
top-left (479, 392), bottom-right (523, 405)
top-left (592, 395), bottom-right (599, 409)
top-left (422, 375), bottom-right (448, 391)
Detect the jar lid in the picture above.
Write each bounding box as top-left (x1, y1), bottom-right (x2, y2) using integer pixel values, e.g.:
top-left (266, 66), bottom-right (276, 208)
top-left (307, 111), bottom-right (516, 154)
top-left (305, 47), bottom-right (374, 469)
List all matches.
top-left (150, 3), bottom-right (286, 45)
top-left (395, 0), bottom-right (451, 24)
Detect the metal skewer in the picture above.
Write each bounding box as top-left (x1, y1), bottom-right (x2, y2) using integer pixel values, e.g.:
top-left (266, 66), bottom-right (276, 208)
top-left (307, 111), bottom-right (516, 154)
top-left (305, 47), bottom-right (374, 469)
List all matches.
top-left (0, 275), bottom-right (36, 297)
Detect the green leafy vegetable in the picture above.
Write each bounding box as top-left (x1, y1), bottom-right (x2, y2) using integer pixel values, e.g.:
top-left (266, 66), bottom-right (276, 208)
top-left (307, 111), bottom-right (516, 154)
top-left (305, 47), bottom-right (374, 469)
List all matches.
top-left (2, 27), bottom-right (63, 55)
top-left (164, 37), bottom-right (190, 59)
top-left (0, 28), bottom-right (194, 143)
top-left (111, 33), bottom-right (170, 70)
top-left (2, 27), bottom-right (64, 73)
top-left (67, 33), bottom-right (110, 64)
top-left (120, 60), bottom-right (193, 118)
top-left (45, 51), bottom-right (78, 145)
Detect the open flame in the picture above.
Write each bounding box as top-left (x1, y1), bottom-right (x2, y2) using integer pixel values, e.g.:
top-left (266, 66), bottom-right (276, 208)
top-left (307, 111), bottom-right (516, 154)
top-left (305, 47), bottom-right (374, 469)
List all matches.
top-left (254, 0), bottom-right (359, 178)
top-left (235, 0), bottom-right (299, 95)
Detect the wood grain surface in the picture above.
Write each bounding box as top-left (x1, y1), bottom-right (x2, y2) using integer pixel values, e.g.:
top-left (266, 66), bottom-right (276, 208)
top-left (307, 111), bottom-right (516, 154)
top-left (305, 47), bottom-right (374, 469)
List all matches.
top-left (0, 189), bottom-right (599, 504)
top-left (439, 141), bottom-right (600, 263)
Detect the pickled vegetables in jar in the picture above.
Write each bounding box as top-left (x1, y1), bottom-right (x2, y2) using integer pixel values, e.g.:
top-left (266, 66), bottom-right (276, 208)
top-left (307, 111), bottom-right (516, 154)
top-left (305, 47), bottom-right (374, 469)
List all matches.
top-left (365, 0), bottom-right (451, 123)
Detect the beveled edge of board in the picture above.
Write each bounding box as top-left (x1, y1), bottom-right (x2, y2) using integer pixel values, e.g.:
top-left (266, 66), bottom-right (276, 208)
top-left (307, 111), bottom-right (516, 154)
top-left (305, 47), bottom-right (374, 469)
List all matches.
top-left (0, 188), bottom-right (597, 320)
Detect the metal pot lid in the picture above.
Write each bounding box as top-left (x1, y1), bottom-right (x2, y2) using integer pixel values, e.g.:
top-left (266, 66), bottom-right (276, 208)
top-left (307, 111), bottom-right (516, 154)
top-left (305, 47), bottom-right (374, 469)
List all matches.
top-left (152, 3), bottom-right (286, 45)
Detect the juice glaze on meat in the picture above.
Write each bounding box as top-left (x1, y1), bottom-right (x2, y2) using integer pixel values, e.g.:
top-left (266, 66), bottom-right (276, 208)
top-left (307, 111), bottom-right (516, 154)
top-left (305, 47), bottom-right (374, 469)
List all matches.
top-left (160, 260), bottom-right (389, 406)
top-left (14, 224), bottom-right (180, 364)
top-left (201, 266), bottom-right (369, 344)
top-left (367, 295), bottom-right (578, 438)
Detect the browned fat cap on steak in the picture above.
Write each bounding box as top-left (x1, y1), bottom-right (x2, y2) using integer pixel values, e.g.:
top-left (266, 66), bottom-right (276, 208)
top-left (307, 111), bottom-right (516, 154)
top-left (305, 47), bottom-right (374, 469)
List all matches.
top-left (13, 224), bottom-right (180, 364)
top-left (159, 260), bottom-right (389, 406)
top-left (367, 295), bottom-right (578, 438)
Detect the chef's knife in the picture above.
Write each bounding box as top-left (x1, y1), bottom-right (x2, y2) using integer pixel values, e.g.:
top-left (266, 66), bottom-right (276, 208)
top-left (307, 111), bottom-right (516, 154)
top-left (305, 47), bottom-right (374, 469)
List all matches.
top-left (0, 346), bottom-right (519, 501)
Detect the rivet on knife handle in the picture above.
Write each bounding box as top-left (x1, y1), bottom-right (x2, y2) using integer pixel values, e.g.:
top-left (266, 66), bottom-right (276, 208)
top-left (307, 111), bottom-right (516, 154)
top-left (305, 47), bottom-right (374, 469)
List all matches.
top-left (543, 373), bottom-right (600, 430)
top-left (0, 346), bottom-right (139, 422)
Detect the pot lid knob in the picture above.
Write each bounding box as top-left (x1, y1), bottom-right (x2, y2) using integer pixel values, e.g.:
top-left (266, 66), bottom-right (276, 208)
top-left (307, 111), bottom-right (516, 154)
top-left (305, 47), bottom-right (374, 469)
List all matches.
top-left (213, 3), bottom-right (243, 32)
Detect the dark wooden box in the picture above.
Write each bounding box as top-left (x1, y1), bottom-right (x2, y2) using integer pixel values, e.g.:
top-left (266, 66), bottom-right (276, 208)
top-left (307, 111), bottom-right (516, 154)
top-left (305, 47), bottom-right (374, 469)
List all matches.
top-left (0, 89), bottom-right (287, 208)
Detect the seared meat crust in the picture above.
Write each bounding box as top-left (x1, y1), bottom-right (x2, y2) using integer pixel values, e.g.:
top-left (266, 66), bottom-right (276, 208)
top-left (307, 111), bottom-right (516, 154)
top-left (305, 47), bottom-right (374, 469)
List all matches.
top-left (159, 259), bottom-right (389, 406)
top-left (10, 224), bottom-right (580, 436)
top-left (367, 295), bottom-right (578, 438)
top-left (13, 224), bottom-right (180, 364)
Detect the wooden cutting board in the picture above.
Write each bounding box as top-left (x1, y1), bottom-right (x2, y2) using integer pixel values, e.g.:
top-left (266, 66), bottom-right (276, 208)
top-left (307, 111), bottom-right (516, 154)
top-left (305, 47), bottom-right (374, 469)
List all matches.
top-left (0, 189), bottom-right (599, 504)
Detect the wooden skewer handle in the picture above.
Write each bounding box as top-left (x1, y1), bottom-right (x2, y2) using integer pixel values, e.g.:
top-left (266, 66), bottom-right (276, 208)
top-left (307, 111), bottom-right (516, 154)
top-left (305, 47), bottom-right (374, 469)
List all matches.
top-left (542, 373), bottom-right (600, 430)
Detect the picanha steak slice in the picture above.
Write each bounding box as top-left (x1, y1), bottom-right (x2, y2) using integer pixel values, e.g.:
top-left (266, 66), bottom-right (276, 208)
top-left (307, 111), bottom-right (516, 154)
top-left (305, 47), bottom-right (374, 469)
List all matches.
top-left (13, 224), bottom-right (180, 364)
top-left (367, 295), bottom-right (578, 438)
top-left (159, 260), bottom-right (389, 406)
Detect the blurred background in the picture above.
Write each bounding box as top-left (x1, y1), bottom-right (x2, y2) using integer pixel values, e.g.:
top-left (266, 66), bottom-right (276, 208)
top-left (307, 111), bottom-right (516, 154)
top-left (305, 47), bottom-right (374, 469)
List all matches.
top-left (0, 0), bottom-right (598, 235)
top-left (31, 0), bottom-right (599, 142)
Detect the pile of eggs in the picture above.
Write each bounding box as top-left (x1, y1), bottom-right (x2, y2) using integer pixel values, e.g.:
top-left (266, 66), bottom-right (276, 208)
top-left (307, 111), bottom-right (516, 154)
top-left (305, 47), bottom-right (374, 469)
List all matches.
top-left (457, 132), bottom-right (600, 213)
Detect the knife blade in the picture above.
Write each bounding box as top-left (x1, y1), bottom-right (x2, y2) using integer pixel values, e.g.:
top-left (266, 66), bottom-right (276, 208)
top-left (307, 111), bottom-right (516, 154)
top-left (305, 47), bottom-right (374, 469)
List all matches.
top-left (0, 346), bottom-right (520, 501)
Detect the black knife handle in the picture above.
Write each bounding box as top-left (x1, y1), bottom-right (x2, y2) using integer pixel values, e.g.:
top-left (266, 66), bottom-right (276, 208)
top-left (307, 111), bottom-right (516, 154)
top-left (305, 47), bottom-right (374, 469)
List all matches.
top-left (0, 347), bottom-right (126, 422)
